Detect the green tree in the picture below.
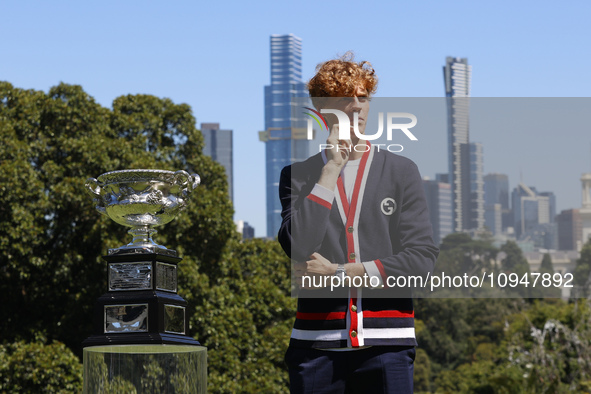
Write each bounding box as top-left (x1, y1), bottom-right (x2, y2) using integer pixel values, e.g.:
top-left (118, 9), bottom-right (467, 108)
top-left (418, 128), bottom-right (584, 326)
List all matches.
top-left (535, 253), bottom-right (561, 298)
top-left (503, 300), bottom-right (591, 392)
top-left (437, 233), bottom-right (498, 277)
top-left (500, 241), bottom-right (529, 275)
top-left (434, 360), bottom-right (523, 394)
top-left (415, 298), bottom-right (520, 372)
top-left (0, 341), bottom-right (83, 393)
top-left (539, 253), bottom-right (554, 275)
top-left (413, 348), bottom-right (432, 393)
top-left (427, 233), bottom-right (499, 298)
top-left (500, 240), bottom-right (532, 298)
top-left (412, 239), bottom-right (591, 392)
top-left (192, 237), bottom-right (295, 393)
top-left (439, 232), bottom-right (473, 252)
top-left (573, 239), bottom-right (591, 298)
top-left (425, 299), bottom-right (591, 393)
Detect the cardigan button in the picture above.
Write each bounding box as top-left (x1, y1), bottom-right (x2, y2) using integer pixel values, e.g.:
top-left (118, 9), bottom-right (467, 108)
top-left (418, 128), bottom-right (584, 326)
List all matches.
top-left (347, 226), bottom-right (354, 233)
top-left (350, 331), bottom-right (357, 338)
top-left (349, 253), bottom-right (356, 260)
top-left (351, 305), bottom-right (357, 312)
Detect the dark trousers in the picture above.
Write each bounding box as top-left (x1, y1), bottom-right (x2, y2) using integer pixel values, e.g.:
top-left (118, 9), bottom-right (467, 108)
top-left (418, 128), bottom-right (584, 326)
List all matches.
top-left (285, 346), bottom-right (415, 394)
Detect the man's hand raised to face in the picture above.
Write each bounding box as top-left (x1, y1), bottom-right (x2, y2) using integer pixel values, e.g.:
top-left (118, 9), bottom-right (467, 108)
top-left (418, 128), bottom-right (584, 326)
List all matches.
top-left (317, 124), bottom-right (351, 190)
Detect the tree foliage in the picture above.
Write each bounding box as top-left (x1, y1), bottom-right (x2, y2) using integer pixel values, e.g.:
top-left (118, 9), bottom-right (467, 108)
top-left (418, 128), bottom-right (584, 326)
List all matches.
top-left (501, 240), bottom-right (530, 276)
top-left (0, 341), bottom-right (83, 393)
top-left (436, 232), bottom-right (498, 277)
top-left (574, 239), bottom-right (591, 295)
top-left (540, 253), bottom-right (554, 274)
top-left (414, 234), bottom-right (591, 393)
top-left (417, 298), bottom-right (591, 393)
top-left (192, 238), bottom-right (295, 393)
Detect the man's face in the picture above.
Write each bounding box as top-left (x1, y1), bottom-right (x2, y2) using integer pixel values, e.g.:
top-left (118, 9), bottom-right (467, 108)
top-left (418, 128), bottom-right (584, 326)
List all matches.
top-left (323, 85), bottom-right (370, 141)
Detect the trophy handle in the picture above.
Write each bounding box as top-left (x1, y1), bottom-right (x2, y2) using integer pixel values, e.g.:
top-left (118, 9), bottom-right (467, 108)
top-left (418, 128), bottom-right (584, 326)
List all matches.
top-left (173, 170), bottom-right (190, 186)
top-left (174, 171), bottom-right (200, 197)
top-left (85, 178), bottom-right (107, 215)
top-left (85, 178), bottom-right (102, 196)
top-left (190, 174), bottom-right (201, 191)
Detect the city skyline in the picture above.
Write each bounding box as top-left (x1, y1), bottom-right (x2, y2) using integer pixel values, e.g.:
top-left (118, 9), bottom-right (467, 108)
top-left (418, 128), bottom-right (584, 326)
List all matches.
top-left (2, 1), bottom-right (590, 237)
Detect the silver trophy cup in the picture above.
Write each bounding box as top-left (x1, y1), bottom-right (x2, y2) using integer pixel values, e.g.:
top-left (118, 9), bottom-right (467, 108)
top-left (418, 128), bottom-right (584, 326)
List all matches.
top-left (85, 169), bottom-right (200, 255)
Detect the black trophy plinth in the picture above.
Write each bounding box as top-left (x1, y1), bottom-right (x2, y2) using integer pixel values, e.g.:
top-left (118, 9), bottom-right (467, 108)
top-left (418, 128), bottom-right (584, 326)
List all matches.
top-left (83, 248), bottom-right (200, 348)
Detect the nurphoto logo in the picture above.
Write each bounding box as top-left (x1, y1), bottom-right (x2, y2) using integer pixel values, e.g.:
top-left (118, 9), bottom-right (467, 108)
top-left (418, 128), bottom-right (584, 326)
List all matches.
top-left (303, 107), bottom-right (418, 153)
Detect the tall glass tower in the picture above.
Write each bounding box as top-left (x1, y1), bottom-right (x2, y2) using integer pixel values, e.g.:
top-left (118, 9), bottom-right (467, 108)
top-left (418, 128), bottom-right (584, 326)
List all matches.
top-left (443, 56), bottom-right (484, 232)
top-left (259, 34), bottom-right (309, 237)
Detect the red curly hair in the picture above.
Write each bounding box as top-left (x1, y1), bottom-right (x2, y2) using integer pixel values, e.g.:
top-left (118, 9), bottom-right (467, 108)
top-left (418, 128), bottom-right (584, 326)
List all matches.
top-left (308, 52), bottom-right (378, 109)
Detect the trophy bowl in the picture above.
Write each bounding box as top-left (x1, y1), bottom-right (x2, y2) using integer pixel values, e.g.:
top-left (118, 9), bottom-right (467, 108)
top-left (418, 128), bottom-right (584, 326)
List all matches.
top-left (86, 169), bottom-right (200, 255)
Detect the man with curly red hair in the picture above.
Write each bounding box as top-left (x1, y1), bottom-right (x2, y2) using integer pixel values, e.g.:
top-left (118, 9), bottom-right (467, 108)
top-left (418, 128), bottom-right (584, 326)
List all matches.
top-left (278, 53), bottom-right (438, 393)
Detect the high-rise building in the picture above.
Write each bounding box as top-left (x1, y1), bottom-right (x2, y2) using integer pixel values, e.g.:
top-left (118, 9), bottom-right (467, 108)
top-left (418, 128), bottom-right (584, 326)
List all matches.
top-left (556, 209), bottom-right (582, 251)
top-left (435, 173), bottom-right (450, 184)
top-left (539, 191), bottom-right (556, 224)
top-left (259, 34), bottom-right (309, 237)
top-left (484, 173), bottom-right (509, 209)
top-left (443, 56), bottom-right (484, 232)
top-left (511, 183), bottom-right (554, 241)
top-left (581, 173), bottom-right (591, 245)
top-left (235, 220), bottom-right (256, 240)
top-left (201, 122), bottom-right (233, 203)
top-left (423, 179), bottom-right (453, 245)
top-left (484, 204), bottom-right (502, 235)
top-left (484, 173), bottom-right (511, 233)
top-left (469, 142), bottom-right (485, 230)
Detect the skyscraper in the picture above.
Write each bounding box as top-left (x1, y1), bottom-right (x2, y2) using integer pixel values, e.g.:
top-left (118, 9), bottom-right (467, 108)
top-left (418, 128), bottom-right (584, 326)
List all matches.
top-left (443, 56), bottom-right (484, 232)
top-left (235, 220), bottom-right (256, 240)
top-left (556, 209), bottom-right (582, 251)
top-left (512, 183), bottom-right (558, 249)
top-left (484, 204), bottom-right (502, 235)
top-left (484, 173), bottom-right (510, 235)
top-left (259, 34), bottom-right (309, 237)
top-left (539, 191), bottom-right (556, 224)
top-left (581, 173), bottom-right (591, 245)
top-left (469, 142), bottom-right (485, 230)
top-left (512, 183), bottom-right (551, 238)
top-left (201, 122), bottom-right (233, 203)
top-left (423, 179), bottom-right (453, 245)
top-left (484, 173), bottom-right (510, 210)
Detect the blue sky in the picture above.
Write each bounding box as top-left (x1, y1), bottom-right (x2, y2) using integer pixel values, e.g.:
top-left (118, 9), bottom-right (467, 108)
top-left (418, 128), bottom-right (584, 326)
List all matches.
top-left (2, 1), bottom-right (590, 236)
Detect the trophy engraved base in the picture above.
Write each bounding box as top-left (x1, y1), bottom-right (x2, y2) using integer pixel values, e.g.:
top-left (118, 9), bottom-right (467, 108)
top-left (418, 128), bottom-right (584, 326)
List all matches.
top-left (82, 251), bottom-right (200, 348)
